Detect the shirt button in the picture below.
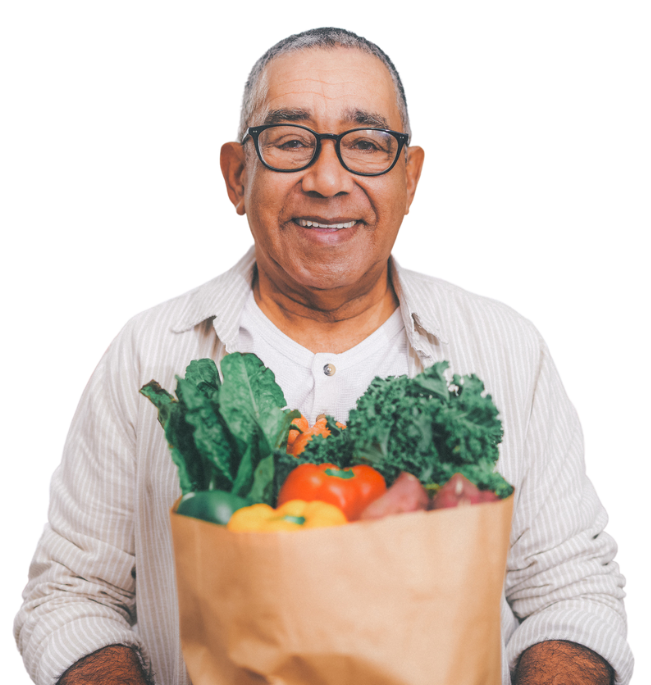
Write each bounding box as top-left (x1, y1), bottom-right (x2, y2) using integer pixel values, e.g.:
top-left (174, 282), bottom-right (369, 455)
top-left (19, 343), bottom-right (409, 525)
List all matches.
top-left (323, 363), bottom-right (336, 377)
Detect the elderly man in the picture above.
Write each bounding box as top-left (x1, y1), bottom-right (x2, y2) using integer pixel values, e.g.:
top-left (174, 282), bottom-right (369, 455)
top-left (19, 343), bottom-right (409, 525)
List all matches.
top-left (16, 27), bottom-right (632, 685)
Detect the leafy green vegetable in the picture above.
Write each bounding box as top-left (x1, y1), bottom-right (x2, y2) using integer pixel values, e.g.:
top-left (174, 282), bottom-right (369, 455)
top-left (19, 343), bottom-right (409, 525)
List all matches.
top-left (142, 354), bottom-right (512, 509)
top-left (297, 361), bottom-right (512, 499)
top-left (219, 353), bottom-right (291, 452)
top-left (140, 354), bottom-right (297, 504)
top-left (140, 379), bottom-right (206, 494)
top-left (248, 453), bottom-right (276, 505)
top-left (176, 376), bottom-right (234, 491)
top-left (298, 416), bottom-right (354, 468)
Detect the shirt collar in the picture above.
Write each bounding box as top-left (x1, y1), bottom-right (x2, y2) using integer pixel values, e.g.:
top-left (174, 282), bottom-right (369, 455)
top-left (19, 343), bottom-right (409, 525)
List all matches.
top-left (170, 246), bottom-right (448, 356)
top-left (170, 246), bottom-right (256, 351)
top-left (389, 255), bottom-right (449, 358)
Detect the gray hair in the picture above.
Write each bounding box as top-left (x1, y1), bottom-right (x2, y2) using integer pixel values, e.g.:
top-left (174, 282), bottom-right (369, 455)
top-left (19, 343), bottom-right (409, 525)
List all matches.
top-left (238, 27), bottom-right (411, 142)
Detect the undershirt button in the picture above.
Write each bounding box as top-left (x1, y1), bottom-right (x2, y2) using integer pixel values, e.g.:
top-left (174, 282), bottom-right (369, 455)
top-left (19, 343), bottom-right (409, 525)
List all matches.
top-left (323, 363), bottom-right (336, 377)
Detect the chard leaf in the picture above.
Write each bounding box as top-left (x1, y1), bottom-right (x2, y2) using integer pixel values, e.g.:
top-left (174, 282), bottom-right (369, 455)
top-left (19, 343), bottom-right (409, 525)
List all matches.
top-left (183, 358), bottom-right (221, 399)
top-left (139, 381), bottom-right (176, 428)
top-left (231, 439), bottom-right (258, 498)
top-left (219, 353), bottom-right (290, 453)
top-left (142, 354), bottom-right (294, 499)
top-left (140, 380), bottom-right (203, 494)
top-left (247, 453), bottom-right (276, 505)
top-left (176, 376), bottom-right (234, 490)
top-left (168, 456), bottom-right (194, 495)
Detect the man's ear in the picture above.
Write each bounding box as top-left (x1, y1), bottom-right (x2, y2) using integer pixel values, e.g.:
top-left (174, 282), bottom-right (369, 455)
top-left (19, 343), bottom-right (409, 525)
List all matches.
top-left (404, 146), bottom-right (424, 215)
top-left (220, 142), bottom-right (247, 216)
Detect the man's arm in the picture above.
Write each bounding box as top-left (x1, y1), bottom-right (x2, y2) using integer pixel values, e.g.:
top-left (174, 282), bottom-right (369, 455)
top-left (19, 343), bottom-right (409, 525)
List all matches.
top-left (502, 335), bottom-right (632, 682)
top-left (15, 321), bottom-right (148, 684)
top-left (514, 641), bottom-right (613, 685)
top-left (58, 646), bottom-right (152, 685)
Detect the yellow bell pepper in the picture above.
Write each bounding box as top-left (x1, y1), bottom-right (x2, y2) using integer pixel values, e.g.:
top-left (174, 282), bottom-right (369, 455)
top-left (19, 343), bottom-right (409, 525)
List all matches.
top-left (227, 499), bottom-right (347, 532)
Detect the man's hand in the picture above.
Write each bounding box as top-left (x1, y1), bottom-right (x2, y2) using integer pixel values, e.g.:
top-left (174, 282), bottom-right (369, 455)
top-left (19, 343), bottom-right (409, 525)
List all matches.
top-left (57, 644), bottom-right (153, 685)
top-left (514, 640), bottom-right (614, 685)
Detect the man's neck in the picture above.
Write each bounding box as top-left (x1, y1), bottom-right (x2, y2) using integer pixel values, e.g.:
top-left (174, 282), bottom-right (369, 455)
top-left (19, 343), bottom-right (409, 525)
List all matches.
top-left (252, 261), bottom-right (399, 354)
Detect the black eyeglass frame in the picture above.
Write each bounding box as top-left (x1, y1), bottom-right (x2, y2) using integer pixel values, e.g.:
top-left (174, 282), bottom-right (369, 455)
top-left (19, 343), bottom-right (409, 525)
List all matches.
top-left (241, 124), bottom-right (410, 177)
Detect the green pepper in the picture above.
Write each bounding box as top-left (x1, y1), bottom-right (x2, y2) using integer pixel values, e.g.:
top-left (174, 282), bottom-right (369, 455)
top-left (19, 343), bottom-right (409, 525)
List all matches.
top-left (176, 490), bottom-right (251, 525)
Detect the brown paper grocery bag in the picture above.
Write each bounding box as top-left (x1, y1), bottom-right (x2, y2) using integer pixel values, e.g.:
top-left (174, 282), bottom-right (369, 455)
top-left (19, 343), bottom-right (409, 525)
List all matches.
top-left (170, 494), bottom-right (513, 685)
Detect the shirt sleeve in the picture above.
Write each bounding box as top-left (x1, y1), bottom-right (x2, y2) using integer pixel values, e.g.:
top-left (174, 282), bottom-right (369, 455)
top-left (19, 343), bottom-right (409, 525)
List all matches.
top-left (504, 337), bottom-right (634, 683)
top-left (14, 321), bottom-right (149, 685)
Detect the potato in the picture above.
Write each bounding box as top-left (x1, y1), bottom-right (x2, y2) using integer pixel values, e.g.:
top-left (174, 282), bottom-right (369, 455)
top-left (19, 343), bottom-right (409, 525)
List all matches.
top-left (359, 472), bottom-right (429, 520)
top-left (429, 473), bottom-right (499, 510)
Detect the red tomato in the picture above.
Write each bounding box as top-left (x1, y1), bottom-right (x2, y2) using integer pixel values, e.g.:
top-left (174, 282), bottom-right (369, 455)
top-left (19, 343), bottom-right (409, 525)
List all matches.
top-left (277, 463), bottom-right (387, 521)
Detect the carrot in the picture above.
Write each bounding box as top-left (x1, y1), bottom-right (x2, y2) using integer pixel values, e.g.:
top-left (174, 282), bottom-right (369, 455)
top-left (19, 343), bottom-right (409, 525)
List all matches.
top-left (286, 415), bottom-right (309, 452)
top-left (286, 416), bottom-right (345, 456)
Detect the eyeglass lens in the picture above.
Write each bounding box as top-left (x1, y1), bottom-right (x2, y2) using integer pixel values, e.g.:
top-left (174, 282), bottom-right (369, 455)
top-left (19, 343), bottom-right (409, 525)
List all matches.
top-left (257, 126), bottom-right (399, 174)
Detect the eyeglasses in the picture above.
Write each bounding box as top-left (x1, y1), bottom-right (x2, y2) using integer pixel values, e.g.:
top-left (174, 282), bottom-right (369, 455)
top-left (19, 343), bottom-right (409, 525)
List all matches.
top-left (241, 124), bottom-right (410, 177)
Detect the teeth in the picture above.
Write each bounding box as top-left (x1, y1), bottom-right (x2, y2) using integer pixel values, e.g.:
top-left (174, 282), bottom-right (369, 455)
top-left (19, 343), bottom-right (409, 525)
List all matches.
top-left (297, 219), bottom-right (357, 229)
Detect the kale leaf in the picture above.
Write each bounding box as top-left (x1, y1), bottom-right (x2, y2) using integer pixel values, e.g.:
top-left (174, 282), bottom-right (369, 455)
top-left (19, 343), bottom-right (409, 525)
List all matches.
top-left (297, 361), bottom-right (512, 497)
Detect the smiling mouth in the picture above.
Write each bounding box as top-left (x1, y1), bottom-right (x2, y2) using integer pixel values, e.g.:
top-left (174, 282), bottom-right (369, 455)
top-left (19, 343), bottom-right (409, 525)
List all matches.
top-left (295, 219), bottom-right (359, 230)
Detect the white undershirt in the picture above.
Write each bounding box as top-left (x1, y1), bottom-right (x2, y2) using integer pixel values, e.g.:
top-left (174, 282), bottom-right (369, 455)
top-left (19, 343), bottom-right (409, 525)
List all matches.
top-left (237, 291), bottom-right (410, 424)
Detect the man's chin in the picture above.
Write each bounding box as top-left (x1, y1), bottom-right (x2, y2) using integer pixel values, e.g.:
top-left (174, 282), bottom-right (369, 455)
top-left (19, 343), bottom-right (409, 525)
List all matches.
top-left (287, 253), bottom-right (395, 307)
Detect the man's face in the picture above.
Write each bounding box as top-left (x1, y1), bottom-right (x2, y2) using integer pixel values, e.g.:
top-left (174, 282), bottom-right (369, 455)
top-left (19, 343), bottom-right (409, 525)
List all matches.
top-left (229, 47), bottom-right (423, 298)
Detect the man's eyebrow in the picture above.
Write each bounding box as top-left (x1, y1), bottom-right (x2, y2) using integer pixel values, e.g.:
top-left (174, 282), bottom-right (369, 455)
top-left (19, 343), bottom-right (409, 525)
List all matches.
top-left (343, 108), bottom-right (390, 129)
top-left (261, 107), bottom-right (391, 130)
top-left (263, 108), bottom-right (313, 125)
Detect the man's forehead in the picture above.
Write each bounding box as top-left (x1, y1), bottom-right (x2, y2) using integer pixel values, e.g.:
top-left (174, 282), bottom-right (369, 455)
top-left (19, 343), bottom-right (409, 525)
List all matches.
top-left (258, 47), bottom-right (401, 128)
top-left (266, 46), bottom-right (390, 82)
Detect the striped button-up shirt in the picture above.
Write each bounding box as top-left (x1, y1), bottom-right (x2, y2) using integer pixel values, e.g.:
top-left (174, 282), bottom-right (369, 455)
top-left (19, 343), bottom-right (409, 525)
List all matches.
top-left (15, 247), bottom-right (633, 684)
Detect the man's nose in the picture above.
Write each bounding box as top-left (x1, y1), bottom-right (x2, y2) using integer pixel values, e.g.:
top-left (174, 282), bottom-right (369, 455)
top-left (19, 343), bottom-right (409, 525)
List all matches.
top-left (300, 140), bottom-right (355, 197)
